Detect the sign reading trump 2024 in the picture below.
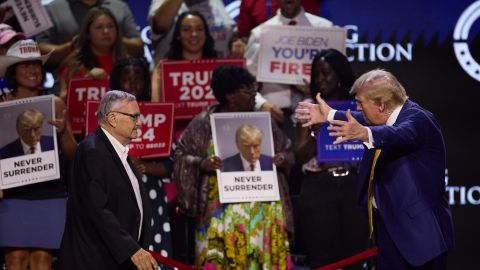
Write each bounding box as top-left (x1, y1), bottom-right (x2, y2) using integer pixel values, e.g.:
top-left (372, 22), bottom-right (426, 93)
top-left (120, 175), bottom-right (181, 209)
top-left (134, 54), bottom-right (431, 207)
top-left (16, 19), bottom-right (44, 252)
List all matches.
top-left (0, 95), bottom-right (60, 189)
top-left (67, 78), bottom-right (110, 134)
top-left (210, 112), bottom-right (280, 203)
top-left (257, 25), bottom-right (346, 85)
top-left (85, 101), bottom-right (174, 159)
top-left (160, 59), bottom-right (245, 120)
top-left (317, 100), bottom-right (365, 163)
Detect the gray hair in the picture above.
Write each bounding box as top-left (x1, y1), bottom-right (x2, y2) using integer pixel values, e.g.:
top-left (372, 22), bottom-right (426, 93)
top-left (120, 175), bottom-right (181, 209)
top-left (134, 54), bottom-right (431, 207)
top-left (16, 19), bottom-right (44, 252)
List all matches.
top-left (17, 108), bottom-right (45, 128)
top-left (350, 69), bottom-right (408, 110)
top-left (96, 90), bottom-right (136, 123)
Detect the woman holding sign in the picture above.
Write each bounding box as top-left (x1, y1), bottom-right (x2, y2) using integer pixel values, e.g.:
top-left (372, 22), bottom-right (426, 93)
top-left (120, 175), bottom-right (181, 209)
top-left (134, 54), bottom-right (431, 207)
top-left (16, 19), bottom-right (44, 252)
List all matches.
top-left (174, 65), bottom-right (294, 269)
top-left (58, 7), bottom-right (127, 101)
top-left (151, 10), bottom-right (217, 103)
top-left (294, 49), bottom-right (369, 269)
top-left (0, 39), bottom-right (76, 270)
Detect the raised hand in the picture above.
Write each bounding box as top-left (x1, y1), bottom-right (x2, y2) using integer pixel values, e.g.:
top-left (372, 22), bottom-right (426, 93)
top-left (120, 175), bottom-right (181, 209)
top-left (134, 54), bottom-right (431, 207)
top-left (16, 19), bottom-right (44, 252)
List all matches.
top-left (295, 93), bottom-right (332, 127)
top-left (87, 67), bottom-right (107, 80)
top-left (48, 109), bottom-right (67, 134)
top-left (260, 101), bottom-right (284, 123)
top-left (327, 109), bottom-right (369, 144)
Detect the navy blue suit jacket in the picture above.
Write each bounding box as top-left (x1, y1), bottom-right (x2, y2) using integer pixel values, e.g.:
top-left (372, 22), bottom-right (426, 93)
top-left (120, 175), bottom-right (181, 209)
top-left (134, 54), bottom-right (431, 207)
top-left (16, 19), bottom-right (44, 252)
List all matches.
top-left (222, 153), bottom-right (273, 172)
top-left (0, 136), bottom-right (54, 159)
top-left (336, 100), bottom-right (454, 266)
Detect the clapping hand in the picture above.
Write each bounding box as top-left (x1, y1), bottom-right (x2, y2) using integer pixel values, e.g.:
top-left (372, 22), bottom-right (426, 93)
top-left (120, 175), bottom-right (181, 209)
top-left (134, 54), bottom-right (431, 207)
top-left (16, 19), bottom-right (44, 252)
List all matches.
top-left (87, 67), bottom-right (107, 80)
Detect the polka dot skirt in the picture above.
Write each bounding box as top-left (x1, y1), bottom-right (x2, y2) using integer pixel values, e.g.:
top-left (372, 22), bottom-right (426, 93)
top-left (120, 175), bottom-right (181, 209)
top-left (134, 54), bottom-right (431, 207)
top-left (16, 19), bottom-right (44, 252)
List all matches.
top-left (142, 174), bottom-right (173, 268)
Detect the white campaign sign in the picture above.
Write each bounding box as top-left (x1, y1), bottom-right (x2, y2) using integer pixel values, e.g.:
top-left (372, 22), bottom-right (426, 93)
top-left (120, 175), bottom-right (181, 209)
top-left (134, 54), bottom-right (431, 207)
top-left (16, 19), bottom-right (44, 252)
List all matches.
top-left (217, 171), bottom-right (280, 203)
top-left (0, 95), bottom-right (60, 189)
top-left (8, 0), bottom-right (53, 37)
top-left (1, 150), bottom-right (59, 189)
top-left (210, 112), bottom-right (280, 203)
top-left (257, 25), bottom-right (346, 85)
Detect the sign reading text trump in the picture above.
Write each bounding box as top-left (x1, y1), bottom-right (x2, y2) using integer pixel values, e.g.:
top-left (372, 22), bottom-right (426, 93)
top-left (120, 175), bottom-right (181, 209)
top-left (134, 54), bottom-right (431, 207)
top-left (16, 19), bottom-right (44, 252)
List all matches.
top-left (160, 59), bottom-right (245, 119)
top-left (85, 101), bottom-right (174, 159)
top-left (0, 95), bottom-right (60, 189)
top-left (317, 100), bottom-right (364, 163)
top-left (211, 112), bottom-right (280, 203)
top-left (257, 25), bottom-right (346, 85)
top-left (67, 78), bottom-right (110, 134)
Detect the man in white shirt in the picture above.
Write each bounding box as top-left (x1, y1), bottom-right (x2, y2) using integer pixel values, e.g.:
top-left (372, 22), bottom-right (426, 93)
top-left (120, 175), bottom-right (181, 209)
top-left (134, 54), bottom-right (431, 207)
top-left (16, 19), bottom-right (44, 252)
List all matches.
top-left (245, 0), bottom-right (332, 135)
top-left (58, 90), bottom-right (158, 270)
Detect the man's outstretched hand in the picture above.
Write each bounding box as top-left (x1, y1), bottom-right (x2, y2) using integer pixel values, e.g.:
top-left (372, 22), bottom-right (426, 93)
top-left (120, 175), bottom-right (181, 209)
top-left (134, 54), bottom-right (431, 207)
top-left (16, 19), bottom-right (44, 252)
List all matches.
top-left (295, 93), bottom-right (332, 127)
top-left (327, 109), bottom-right (369, 144)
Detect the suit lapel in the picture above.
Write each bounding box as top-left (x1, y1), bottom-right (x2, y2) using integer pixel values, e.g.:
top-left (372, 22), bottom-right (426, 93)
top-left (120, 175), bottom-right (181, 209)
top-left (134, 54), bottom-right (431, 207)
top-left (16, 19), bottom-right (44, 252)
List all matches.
top-left (94, 127), bottom-right (141, 208)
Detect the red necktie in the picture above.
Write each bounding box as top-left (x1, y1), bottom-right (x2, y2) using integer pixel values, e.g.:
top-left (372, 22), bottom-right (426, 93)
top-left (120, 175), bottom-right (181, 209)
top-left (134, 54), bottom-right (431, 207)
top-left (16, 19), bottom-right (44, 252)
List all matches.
top-left (30, 146), bottom-right (36, 154)
top-left (288, 20), bottom-right (297, 25)
top-left (249, 163), bottom-right (255, 171)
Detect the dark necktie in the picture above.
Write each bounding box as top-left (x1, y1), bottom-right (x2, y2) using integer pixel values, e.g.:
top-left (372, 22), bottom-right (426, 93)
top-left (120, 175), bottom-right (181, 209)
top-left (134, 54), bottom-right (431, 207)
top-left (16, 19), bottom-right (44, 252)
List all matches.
top-left (288, 20), bottom-right (297, 26)
top-left (30, 146), bottom-right (36, 154)
top-left (249, 163), bottom-right (255, 171)
top-left (368, 149), bottom-right (382, 239)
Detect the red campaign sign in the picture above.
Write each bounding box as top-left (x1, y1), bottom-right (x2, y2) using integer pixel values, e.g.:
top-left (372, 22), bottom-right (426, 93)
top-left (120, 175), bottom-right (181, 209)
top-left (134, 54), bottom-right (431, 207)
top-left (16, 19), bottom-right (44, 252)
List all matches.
top-left (160, 58), bottom-right (245, 120)
top-left (66, 78), bottom-right (110, 134)
top-left (85, 101), bottom-right (174, 159)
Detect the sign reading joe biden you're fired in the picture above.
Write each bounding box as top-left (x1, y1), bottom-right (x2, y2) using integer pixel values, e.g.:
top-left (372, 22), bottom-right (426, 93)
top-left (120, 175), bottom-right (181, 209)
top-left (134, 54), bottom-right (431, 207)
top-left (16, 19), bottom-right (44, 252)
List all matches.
top-left (257, 25), bottom-right (346, 85)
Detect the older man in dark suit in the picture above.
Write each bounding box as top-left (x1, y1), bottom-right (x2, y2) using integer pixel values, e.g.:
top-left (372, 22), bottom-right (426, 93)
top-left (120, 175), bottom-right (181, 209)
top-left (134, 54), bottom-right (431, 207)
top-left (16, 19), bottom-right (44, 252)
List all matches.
top-left (296, 69), bottom-right (454, 270)
top-left (57, 90), bottom-right (157, 270)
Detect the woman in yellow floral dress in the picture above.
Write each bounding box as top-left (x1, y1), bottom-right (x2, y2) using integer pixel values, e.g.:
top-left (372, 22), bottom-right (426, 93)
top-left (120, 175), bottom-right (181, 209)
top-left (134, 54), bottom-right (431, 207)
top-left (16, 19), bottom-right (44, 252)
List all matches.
top-left (173, 65), bottom-right (294, 269)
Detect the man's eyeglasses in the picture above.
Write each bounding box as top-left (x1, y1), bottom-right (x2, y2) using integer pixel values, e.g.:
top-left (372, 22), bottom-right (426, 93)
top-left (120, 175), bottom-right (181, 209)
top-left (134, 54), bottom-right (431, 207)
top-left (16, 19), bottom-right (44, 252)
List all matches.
top-left (109, 111), bottom-right (141, 121)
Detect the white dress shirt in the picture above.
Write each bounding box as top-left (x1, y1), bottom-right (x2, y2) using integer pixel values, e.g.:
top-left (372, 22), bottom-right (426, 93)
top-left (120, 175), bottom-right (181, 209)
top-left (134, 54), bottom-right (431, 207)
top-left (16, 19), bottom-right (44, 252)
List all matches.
top-left (240, 154), bottom-right (261, 172)
top-left (21, 140), bottom-right (41, 154)
top-left (102, 127), bottom-right (143, 240)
